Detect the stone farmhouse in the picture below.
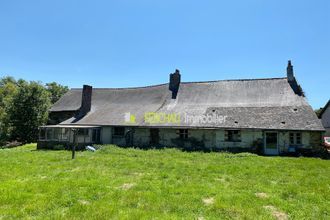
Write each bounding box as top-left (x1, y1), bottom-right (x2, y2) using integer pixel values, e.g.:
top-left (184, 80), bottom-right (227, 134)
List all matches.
top-left (38, 61), bottom-right (324, 155)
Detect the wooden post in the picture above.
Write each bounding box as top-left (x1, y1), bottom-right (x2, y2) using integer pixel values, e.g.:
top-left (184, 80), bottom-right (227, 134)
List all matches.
top-left (72, 128), bottom-right (77, 159)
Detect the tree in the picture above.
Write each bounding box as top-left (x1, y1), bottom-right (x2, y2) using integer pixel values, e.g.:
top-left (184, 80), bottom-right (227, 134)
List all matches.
top-left (314, 108), bottom-right (323, 118)
top-left (46, 82), bottom-right (69, 104)
top-left (7, 81), bottom-right (51, 143)
top-left (0, 77), bottom-right (20, 141)
top-left (0, 77), bottom-right (68, 144)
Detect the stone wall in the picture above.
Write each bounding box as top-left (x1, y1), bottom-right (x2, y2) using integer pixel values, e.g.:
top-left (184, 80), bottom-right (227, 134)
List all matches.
top-left (38, 126), bottom-right (323, 155)
top-left (97, 127), bottom-right (323, 154)
top-left (215, 129), bottom-right (263, 149)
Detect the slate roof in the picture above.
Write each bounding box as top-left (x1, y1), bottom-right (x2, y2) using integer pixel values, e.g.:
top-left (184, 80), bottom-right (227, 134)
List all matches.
top-left (319, 99), bottom-right (330, 118)
top-left (51, 77), bottom-right (324, 131)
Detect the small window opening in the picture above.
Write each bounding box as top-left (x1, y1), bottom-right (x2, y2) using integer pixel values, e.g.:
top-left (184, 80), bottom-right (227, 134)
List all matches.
top-left (225, 130), bottom-right (241, 142)
top-left (178, 129), bottom-right (188, 139)
top-left (289, 132), bottom-right (302, 145)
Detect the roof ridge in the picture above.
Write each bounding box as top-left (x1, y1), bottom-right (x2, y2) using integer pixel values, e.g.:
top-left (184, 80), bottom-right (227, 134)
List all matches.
top-left (71, 83), bottom-right (168, 90)
top-left (181, 77), bottom-right (287, 84)
top-left (70, 77), bottom-right (287, 90)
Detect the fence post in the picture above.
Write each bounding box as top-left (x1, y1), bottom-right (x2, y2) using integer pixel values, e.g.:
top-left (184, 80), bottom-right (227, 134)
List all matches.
top-left (72, 128), bottom-right (77, 159)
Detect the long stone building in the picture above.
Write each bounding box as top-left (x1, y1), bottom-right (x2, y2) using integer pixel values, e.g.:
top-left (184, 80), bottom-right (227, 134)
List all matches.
top-left (38, 61), bottom-right (324, 155)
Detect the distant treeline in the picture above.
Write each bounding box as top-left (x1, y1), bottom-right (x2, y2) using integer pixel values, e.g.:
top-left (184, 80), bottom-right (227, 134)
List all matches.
top-left (0, 76), bottom-right (68, 144)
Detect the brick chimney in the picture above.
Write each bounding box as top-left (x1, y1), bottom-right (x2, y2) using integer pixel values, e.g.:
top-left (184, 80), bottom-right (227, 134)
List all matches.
top-left (169, 69), bottom-right (181, 99)
top-left (287, 60), bottom-right (294, 82)
top-left (78, 85), bottom-right (92, 117)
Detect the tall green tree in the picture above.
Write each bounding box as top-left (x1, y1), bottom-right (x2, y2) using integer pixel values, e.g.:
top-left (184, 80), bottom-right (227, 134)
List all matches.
top-left (8, 81), bottom-right (51, 143)
top-left (0, 77), bottom-right (19, 141)
top-left (46, 82), bottom-right (69, 104)
top-left (314, 108), bottom-right (323, 118)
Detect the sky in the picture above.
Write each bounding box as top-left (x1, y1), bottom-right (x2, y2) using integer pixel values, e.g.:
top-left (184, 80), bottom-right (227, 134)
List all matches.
top-left (0, 0), bottom-right (329, 109)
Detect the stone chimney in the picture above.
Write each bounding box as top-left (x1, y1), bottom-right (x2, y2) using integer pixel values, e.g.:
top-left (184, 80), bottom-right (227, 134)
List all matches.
top-left (287, 60), bottom-right (294, 81)
top-left (169, 69), bottom-right (181, 99)
top-left (79, 85), bottom-right (92, 117)
top-left (286, 61), bottom-right (304, 96)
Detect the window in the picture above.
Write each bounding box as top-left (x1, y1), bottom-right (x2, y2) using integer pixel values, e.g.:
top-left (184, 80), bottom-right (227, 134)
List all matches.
top-left (39, 128), bottom-right (46, 140)
top-left (113, 127), bottom-right (125, 136)
top-left (289, 132), bottom-right (302, 145)
top-left (46, 128), bottom-right (54, 140)
top-left (225, 130), bottom-right (241, 142)
top-left (61, 128), bottom-right (69, 141)
top-left (53, 128), bottom-right (60, 140)
top-left (296, 133), bottom-right (302, 144)
top-left (92, 129), bottom-right (101, 143)
top-left (178, 129), bottom-right (188, 139)
top-left (77, 128), bottom-right (88, 136)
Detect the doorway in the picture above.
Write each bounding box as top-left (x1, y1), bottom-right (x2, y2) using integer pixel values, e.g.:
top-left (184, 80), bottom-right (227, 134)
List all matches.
top-left (264, 132), bottom-right (279, 155)
top-left (150, 128), bottom-right (160, 146)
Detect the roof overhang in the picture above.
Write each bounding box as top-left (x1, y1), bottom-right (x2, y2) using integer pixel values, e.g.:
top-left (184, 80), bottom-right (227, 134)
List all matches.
top-left (40, 125), bottom-right (101, 129)
top-left (47, 123), bottom-right (325, 132)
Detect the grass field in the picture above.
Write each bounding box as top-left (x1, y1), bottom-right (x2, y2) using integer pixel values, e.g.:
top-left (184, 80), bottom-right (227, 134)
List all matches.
top-left (0, 144), bottom-right (329, 219)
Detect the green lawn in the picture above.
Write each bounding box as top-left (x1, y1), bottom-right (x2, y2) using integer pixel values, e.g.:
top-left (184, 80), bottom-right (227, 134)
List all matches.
top-left (0, 144), bottom-right (329, 219)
